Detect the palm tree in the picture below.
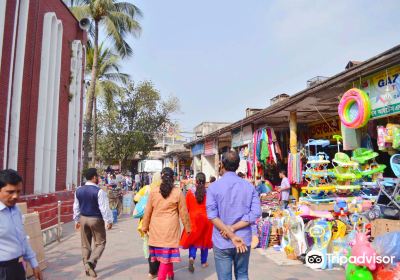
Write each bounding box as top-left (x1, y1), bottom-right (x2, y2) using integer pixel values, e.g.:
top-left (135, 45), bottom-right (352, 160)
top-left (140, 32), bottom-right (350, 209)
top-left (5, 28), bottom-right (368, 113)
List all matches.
top-left (86, 43), bottom-right (130, 165)
top-left (68, 0), bottom-right (142, 168)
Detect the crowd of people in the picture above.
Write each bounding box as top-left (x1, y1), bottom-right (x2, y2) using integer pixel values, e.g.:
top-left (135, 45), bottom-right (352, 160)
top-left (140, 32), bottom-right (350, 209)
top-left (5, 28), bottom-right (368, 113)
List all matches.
top-left (0, 150), bottom-right (292, 280)
top-left (131, 150), bottom-right (292, 280)
top-left (68, 150), bottom-right (292, 280)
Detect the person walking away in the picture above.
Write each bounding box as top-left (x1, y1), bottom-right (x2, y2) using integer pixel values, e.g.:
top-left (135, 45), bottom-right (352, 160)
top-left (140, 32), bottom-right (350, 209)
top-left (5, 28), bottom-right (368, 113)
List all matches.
top-left (277, 170), bottom-right (290, 209)
top-left (0, 169), bottom-right (43, 280)
top-left (180, 172), bottom-right (213, 273)
top-left (73, 168), bottom-right (113, 277)
top-left (142, 167), bottom-right (191, 280)
top-left (134, 173), bottom-right (162, 279)
top-left (135, 173), bottom-right (141, 192)
top-left (207, 151), bottom-right (261, 280)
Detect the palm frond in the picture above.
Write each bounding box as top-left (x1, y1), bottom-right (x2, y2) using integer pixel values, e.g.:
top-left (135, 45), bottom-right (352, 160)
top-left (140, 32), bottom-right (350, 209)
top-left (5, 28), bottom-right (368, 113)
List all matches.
top-left (115, 2), bottom-right (143, 18)
top-left (103, 16), bottom-right (133, 57)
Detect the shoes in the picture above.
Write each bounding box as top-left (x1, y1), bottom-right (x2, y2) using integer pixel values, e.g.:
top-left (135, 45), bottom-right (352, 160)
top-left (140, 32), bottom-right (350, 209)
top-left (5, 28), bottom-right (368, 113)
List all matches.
top-left (148, 274), bottom-right (157, 279)
top-left (251, 235), bottom-right (259, 249)
top-left (188, 258), bottom-right (195, 273)
top-left (201, 263), bottom-right (209, 268)
top-left (85, 262), bottom-right (97, 278)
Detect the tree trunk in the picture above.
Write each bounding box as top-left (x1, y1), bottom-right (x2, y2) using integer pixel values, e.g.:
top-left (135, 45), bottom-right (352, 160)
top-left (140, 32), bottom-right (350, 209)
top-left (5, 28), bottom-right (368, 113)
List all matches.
top-left (82, 21), bottom-right (99, 169)
top-left (92, 95), bottom-right (97, 166)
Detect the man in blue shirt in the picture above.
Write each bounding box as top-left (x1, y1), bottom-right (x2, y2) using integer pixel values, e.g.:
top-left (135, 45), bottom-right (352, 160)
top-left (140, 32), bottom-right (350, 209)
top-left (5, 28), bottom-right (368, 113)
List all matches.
top-left (207, 151), bottom-right (261, 280)
top-left (0, 169), bottom-right (42, 280)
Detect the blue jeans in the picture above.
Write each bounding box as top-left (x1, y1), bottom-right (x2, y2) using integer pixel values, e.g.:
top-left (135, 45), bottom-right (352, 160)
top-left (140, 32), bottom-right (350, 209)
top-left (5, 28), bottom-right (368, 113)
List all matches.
top-left (189, 246), bottom-right (209, 264)
top-left (213, 246), bottom-right (251, 280)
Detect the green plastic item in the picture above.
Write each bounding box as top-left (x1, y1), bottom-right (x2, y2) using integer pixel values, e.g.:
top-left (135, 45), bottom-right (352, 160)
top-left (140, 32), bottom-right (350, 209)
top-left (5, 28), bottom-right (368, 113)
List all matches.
top-left (351, 148), bottom-right (379, 164)
top-left (333, 153), bottom-right (359, 167)
top-left (359, 164), bottom-right (386, 176)
top-left (345, 263), bottom-right (373, 280)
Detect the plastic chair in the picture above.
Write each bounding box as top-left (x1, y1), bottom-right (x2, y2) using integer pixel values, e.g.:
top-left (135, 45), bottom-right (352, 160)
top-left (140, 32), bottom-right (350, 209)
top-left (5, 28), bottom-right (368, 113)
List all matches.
top-left (377, 154), bottom-right (400, 210)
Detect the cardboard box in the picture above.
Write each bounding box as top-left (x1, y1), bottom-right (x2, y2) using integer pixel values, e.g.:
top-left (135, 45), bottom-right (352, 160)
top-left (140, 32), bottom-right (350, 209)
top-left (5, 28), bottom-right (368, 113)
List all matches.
top-left (309, 203), bottom-right (334, 212)
top-left (17, 202), bottom-right (28, 214)
top-left (371, 219), bottom-right (400, 238)
top-left (23, 212), bottom-right (47, 277)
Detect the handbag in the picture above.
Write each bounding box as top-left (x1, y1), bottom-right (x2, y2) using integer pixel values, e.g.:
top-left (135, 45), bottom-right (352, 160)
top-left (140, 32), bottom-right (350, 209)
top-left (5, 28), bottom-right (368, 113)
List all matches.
top-left (133, 192), bottom-right (149, 218)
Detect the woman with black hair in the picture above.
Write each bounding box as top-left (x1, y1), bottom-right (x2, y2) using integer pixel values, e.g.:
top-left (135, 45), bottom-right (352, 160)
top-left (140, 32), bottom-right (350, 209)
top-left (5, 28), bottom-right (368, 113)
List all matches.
top-left (142, 167), bottom-right (191, 280)
top-left (180, 172), bottom-right (213, 273)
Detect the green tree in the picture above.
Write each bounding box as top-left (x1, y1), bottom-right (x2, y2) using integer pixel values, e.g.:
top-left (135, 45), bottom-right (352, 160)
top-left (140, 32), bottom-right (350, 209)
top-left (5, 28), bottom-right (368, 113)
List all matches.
top-left (68, 0), bottom-right (142, 169)
top-left (97, 81), bottom-right (179, 170)
top-left (85, 43), bottom-right (130, 165)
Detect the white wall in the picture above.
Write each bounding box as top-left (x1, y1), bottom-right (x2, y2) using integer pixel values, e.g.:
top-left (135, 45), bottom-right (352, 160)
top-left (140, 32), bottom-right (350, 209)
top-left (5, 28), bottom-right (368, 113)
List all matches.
top-left (66, 40), bottom-right (83, 190)
top-left (34, 13), bottom-right (63, 194)
top-left (8, 0), bottom-right (30, 169)
top-left (201, 154), bottom-right (216, 180)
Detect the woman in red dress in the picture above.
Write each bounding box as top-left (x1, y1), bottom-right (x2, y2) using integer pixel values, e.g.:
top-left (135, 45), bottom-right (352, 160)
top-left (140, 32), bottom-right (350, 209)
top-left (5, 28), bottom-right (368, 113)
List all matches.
top-left (180, 172), bottom-right (213, 273)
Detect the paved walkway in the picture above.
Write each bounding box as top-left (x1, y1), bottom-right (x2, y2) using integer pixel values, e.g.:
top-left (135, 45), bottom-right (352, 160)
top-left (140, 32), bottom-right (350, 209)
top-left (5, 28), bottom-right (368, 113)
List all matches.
top-left (43, 217), bottom-right (344, 280)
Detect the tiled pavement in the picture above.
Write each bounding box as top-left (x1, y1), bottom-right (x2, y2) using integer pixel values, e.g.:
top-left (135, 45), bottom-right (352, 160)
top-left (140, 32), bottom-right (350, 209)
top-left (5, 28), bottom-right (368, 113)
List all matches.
top-left (43, 217), bottom-right (344, 280)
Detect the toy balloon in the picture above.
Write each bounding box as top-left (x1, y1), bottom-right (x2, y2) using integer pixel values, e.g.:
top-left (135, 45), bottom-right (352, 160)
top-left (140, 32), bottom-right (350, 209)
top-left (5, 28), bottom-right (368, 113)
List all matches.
top-left (346, 262), bottom-right (373, 280)
top-left (351, 232), bottom-right (377, 271)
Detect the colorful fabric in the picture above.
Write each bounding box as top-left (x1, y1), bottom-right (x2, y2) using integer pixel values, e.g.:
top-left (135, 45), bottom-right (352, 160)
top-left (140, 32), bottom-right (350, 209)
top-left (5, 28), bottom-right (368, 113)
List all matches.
top-left (149, 247), bottom-right (181, 264)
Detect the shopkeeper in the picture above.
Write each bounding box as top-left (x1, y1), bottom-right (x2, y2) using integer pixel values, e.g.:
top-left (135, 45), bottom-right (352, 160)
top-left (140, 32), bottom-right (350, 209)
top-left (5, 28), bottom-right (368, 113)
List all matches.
top-left (277, 170), bottom-right (291, 209)
top-left (0, 169), bottom-right (42, 280)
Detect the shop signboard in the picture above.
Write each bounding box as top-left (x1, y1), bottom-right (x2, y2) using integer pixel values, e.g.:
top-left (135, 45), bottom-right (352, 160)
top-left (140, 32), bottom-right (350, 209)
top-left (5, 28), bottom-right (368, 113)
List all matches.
top-left (231, 125), bottom-right (253, 147)
top-left (191, 143), bottom-right (204, 156)
top-left (204, 139), bottom-right (217, 156)
top-left (361, 65), bottom-right (400, 119)
top-left (308, 117), bottom-right (341, 140)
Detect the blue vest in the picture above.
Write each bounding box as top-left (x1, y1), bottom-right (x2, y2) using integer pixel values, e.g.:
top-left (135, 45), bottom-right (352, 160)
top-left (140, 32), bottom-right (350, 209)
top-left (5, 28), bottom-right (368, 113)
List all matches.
top-left (76, 185), bottom-right (103, 218)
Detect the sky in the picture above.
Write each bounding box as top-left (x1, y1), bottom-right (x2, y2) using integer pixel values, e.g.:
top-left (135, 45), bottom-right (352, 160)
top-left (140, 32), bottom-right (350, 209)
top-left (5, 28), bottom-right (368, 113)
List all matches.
top-left (121, 0), bottom-right (400, 133)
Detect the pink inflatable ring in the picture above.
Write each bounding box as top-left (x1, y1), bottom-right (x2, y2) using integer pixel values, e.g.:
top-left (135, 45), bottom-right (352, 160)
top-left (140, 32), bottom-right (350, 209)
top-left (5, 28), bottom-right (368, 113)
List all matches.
top-left (338, 88), bottom-right (371, 128)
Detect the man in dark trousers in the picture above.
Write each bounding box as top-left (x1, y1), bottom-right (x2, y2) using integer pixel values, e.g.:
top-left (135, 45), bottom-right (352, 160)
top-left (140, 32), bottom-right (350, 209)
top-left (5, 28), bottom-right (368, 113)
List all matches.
top-left (73, 168), bottom-right (113, 277)
top-left (0, 169), bottom-right (42, 280)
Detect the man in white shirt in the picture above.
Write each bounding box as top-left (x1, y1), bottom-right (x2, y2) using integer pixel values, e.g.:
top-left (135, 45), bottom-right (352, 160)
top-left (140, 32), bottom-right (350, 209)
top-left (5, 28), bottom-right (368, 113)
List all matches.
top-left (277, 170), bottom-right (291, 209)
top-left (73, 168), bottom-right (113, 278)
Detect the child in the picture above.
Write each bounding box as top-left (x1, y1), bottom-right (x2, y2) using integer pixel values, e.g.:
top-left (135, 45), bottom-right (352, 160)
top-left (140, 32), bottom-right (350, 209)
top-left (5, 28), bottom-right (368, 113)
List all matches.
top-left (277, 170), bottom-right (290, 209)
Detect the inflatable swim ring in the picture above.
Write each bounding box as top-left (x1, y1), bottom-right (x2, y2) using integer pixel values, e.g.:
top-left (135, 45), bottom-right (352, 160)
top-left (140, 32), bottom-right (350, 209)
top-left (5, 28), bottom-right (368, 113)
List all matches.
top-left (338, 88), bottom-right (371, 128)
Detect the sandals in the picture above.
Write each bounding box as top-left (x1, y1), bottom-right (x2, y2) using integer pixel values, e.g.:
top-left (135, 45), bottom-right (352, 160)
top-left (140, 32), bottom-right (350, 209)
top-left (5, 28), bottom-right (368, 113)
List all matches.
top-left (188, 259), bottom-right (195, 273)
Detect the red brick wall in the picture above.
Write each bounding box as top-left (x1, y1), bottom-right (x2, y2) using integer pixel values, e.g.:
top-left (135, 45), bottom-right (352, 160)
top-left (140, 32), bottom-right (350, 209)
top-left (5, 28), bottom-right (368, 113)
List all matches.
top-left (0, 1), bottom-right (18, 170)
top-left (17, 0), bottom-right (86, 194)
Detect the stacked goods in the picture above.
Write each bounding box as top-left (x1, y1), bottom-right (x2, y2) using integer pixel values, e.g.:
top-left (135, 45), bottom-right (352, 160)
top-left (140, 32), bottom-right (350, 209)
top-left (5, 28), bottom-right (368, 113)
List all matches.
top-left (23, 212), bottom-right (47, 277)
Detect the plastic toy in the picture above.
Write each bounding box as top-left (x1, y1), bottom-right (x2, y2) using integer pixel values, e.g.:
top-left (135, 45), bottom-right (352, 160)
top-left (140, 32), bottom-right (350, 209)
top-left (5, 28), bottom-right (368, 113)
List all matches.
top-left (351, 232), bottom-right (377, 271)
top-left (331, 219), bottom-right (347, 240)
top-left (302, 139), bottom-right (336, 198)
top-left (377, 126), bottom-right (389, 151)
top-left (329, 236), bottom-right (349, 268)
top-left (305, 219), bottom-right (332, 270)
top-left (346, 261), bottom-right (373, 280)
top-left (334, 199), bottom-right (349, 217)
top-left (338, 88), bottom-right (371, 129)
top-left (373, 263), bottom-right (400, 280)
top-left (297, 205), bottom-right (334, 220)
top-left (288, 215), bottom-right (307, 256)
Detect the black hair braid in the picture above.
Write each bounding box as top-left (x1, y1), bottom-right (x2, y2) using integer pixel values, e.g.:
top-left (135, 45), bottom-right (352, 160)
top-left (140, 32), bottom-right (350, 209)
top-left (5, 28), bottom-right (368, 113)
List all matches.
top-left (160, 167), bottom-right (174, 199)
top-left (195, 172), bottom-right (206, 204)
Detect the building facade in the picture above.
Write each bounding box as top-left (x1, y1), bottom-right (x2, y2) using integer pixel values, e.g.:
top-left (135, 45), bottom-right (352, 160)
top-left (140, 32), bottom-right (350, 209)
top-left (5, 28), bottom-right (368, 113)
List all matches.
top-left (0, 0), bottom-right (86, 195)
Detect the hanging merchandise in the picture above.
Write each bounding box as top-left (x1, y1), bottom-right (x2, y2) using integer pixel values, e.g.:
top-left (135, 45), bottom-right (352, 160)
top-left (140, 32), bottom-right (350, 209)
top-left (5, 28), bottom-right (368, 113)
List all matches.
top-left (341, 124), bottom-right (360, 150)
top-left (338, 88), bottom-right (371, 129)
top-left (377, 126), bottom-right (388, 151)
top-left (288, 153), bottom-right (302, 184)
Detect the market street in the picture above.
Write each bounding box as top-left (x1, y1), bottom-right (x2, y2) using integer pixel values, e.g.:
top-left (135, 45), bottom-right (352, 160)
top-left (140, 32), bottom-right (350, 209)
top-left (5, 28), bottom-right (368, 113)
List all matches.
top-left (43, 216), bottom-right (343, 280)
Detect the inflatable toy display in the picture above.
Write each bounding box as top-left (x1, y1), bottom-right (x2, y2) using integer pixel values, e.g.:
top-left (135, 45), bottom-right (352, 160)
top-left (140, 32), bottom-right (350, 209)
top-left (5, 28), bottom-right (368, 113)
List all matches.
top-left (338, 88), bottom-right (371, 129)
